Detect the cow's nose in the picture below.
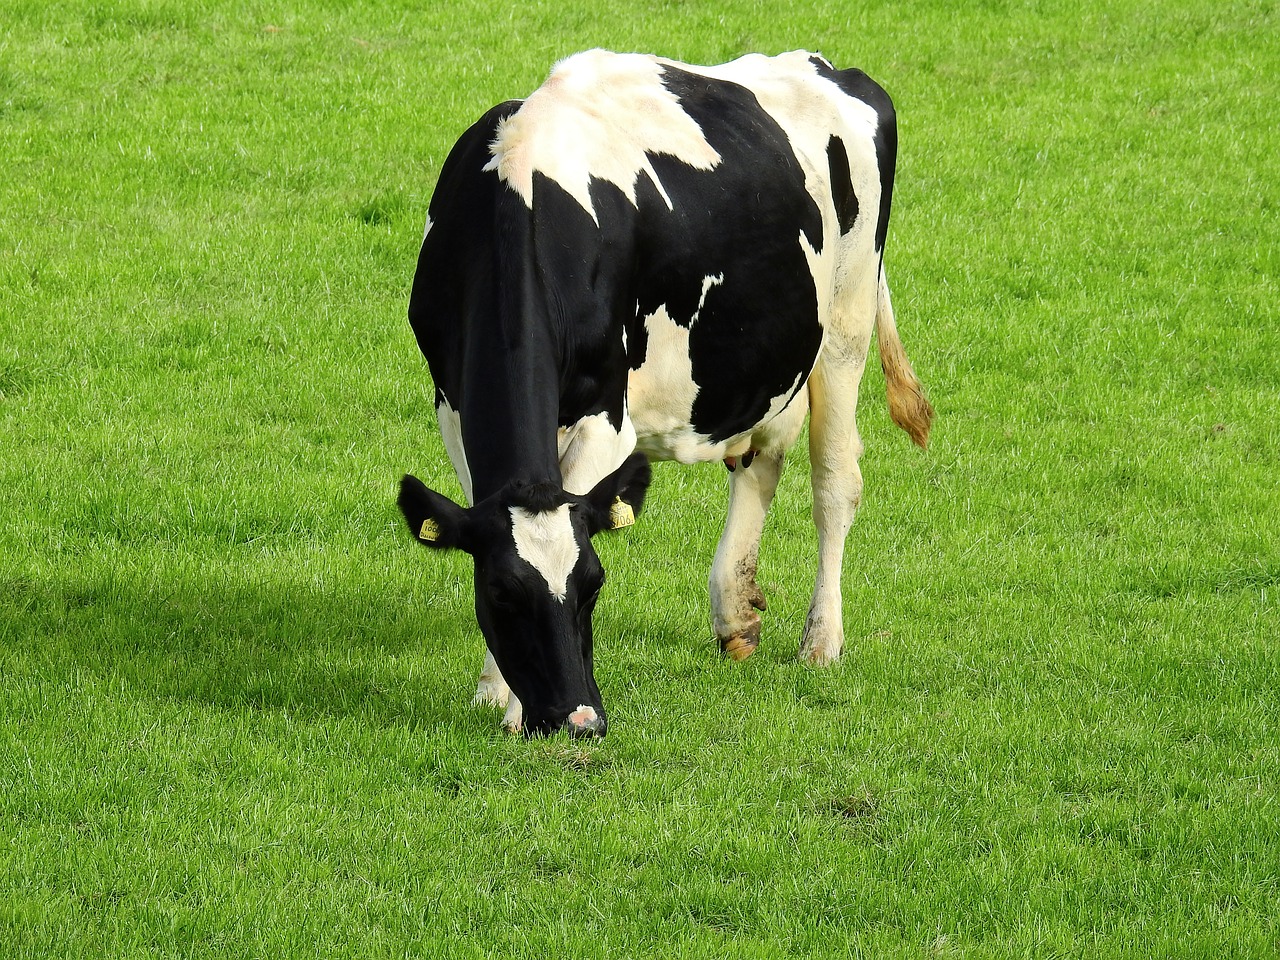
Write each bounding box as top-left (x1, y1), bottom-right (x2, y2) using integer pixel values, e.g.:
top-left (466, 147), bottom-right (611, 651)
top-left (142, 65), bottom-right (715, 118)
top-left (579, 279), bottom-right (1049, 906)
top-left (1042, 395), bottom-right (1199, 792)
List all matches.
top-left (565, 704), bottom-right (605, 738)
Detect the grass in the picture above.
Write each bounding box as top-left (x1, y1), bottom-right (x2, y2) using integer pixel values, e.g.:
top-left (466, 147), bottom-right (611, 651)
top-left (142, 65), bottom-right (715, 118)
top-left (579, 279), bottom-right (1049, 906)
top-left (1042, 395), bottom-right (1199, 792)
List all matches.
top-left (2, 0), bottom-right (1279, 956)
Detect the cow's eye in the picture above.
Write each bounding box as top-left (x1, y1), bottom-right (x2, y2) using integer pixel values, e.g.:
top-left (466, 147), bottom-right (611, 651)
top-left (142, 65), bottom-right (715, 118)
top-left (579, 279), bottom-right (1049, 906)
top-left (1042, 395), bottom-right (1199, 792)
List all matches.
top-left (490, 578), bottom-right (527, 612)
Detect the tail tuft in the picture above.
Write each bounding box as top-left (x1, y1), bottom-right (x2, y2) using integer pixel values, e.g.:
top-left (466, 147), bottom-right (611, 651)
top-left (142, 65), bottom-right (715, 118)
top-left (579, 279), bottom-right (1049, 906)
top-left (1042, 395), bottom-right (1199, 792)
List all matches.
top-left (876, 271), bottom-right (934, 449)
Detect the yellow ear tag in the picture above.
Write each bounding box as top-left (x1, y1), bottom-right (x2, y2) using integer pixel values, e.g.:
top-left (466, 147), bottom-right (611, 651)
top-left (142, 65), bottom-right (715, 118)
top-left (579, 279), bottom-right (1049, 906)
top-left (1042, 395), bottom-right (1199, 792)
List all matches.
top-left (609, 497), bottom-right (635, 530)
top-left (419, 518), bottom-right (442, 542)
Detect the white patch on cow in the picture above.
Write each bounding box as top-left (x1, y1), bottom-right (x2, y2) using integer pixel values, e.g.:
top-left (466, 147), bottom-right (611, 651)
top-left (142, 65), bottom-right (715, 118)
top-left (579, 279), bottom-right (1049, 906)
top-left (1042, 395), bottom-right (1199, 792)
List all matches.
top-left (627, 304), bottom-right (699, 462)
top-left (510, 505), bottom-right (578, 601)
top-left (558, 409), bottom-right (637, 496)
top-left (422, 214), bottom-right (433, 243)
top-left (693, 273), bottom-right (723, 320)
top-left (568, 704), bottom-right (598, 727)
top-left (435, 394), bottom-right (473, 506)
top-left (484, 50), bottom-right (721, 222)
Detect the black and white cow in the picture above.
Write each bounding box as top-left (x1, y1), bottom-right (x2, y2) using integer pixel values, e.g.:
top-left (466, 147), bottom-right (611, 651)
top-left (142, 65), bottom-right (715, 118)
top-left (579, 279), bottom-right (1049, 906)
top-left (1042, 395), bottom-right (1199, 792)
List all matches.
top-left (399, 50), bottom-right (933, 738)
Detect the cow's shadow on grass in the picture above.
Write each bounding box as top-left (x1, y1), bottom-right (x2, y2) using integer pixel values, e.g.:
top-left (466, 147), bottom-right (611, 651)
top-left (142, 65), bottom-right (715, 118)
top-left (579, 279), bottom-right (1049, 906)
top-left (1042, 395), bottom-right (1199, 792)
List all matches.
top-left (6, 563), bottom-right (489, 735)
top-left (7, 502), bottom-right (791, 740)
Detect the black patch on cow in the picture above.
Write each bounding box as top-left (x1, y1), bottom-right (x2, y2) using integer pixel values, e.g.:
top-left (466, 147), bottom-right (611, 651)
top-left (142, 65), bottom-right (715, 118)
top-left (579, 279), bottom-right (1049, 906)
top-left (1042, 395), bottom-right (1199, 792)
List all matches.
top-left (411, 99), bottom-right (522, 415)
top-left (409, 99), bottom-right (569, 497)
top-left (621, 65), bottom-right (825, 443)
top-left (532, 171), bottom-right (635, 432)
top-left (826, 135), bottom-right (859, 235)
top-left (811, 61), bottom-right (897, 255)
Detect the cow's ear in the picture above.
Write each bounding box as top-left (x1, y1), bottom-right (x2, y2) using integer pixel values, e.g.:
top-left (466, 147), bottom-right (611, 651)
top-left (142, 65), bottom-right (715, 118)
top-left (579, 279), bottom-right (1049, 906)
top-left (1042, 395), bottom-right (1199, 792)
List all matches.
top-left (583, 453), bottom-right (652, 536)
top-left (398, 475), bottom-right (473, 552)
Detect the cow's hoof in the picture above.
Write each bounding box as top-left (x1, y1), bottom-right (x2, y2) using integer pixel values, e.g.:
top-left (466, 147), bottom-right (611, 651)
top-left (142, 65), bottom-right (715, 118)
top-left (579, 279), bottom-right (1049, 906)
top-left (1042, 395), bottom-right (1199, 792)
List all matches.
top-left (720, 619), bottom-right (761, 661)
top-left (799, 643), bottom-right (841, 667)
top-left (798, 630), bottom-right (842, 666)
top-left (798, 615), bottom-right (842, 665)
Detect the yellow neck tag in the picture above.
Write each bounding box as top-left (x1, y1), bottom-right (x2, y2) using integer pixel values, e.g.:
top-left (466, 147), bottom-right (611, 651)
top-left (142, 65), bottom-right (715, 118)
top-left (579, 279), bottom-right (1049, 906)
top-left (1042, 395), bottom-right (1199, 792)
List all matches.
top-left (419, 518), bottom-right (442, 542)
top-left (609, 497), bottom-right (635, 530)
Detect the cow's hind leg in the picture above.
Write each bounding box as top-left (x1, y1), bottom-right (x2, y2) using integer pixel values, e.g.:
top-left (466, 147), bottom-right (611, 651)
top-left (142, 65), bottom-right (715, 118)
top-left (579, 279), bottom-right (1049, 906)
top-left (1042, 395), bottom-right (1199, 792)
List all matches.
top-left (801, 363), bottom-right (865, 664)
top-left (801, 309), bottom-right (874, 665)
top-left (710, 450), bottom-right (784, 660)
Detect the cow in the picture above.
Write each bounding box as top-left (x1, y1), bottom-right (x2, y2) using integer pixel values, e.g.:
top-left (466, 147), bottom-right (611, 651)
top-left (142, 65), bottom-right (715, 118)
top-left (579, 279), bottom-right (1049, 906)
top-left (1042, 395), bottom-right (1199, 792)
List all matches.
top-left (398, 49), bottom-right (933, 738)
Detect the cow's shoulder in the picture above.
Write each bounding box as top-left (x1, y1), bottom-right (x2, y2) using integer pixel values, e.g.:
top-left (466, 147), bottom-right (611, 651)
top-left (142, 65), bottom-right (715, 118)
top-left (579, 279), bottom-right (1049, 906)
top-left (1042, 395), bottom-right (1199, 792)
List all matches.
top-left (486, 50), bottom-right (720, 221)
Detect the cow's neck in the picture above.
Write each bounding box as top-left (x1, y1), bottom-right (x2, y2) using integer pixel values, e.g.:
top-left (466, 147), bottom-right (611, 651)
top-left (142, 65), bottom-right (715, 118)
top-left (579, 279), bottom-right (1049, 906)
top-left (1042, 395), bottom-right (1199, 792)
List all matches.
top-left (458, 322), bottom-right (564, 502)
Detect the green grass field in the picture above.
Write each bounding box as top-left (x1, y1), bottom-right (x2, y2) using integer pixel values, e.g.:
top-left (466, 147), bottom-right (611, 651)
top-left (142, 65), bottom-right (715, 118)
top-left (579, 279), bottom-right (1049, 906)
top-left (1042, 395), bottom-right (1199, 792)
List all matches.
top-left (3, 0), bottom-right (1278, 956)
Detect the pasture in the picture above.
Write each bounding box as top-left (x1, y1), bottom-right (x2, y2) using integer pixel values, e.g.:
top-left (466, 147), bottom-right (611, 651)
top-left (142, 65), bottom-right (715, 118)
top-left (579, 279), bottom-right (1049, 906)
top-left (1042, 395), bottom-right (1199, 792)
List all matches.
top-left (2, 0), bottom-right (1277, 955)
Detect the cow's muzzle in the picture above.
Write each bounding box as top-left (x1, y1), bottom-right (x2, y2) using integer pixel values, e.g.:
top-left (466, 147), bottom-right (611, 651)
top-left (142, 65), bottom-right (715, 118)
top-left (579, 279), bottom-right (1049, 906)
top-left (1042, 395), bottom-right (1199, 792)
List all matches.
top-left (527, 704), bottom-right (606, 739)
top-left (564, 704), bottom-right (605, 738)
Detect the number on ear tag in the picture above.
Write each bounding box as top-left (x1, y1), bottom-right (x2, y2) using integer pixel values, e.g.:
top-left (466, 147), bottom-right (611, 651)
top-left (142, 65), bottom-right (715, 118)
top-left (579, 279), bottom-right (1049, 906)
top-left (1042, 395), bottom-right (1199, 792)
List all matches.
top-left (419, 518), bottom-right (442, 542)
top-left (609, 497), bottom-right (635, 530)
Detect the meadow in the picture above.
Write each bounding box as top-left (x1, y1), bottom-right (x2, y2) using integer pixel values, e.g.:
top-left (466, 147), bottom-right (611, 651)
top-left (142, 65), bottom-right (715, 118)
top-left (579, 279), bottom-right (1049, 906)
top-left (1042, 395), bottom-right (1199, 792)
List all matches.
top-left (2, 0), bottom-right (1278, 956)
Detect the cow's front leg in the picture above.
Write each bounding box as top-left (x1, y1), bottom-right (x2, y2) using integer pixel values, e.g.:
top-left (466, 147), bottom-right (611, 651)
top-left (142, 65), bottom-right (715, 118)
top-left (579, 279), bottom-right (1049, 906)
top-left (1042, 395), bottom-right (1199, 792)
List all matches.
top-left (474, 649), bottom-right (509, 706)
top-left (800, 359), bottom-right (867, 665)
top-left (710, 451), bottom-right (783, 660)
top-left (474, 649), bottom-right (524, 732)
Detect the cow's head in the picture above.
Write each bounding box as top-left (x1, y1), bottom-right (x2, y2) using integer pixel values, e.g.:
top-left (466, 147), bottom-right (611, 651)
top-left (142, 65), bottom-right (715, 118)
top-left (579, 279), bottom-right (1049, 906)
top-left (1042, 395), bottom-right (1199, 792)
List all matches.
top-left (398, 453), bottom-right (651, 738)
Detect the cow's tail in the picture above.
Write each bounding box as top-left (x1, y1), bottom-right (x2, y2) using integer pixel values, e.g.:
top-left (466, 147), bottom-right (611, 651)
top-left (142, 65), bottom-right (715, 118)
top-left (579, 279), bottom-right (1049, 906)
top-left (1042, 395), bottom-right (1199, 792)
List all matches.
top-left (875, 268), bottom-right (933, 449)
